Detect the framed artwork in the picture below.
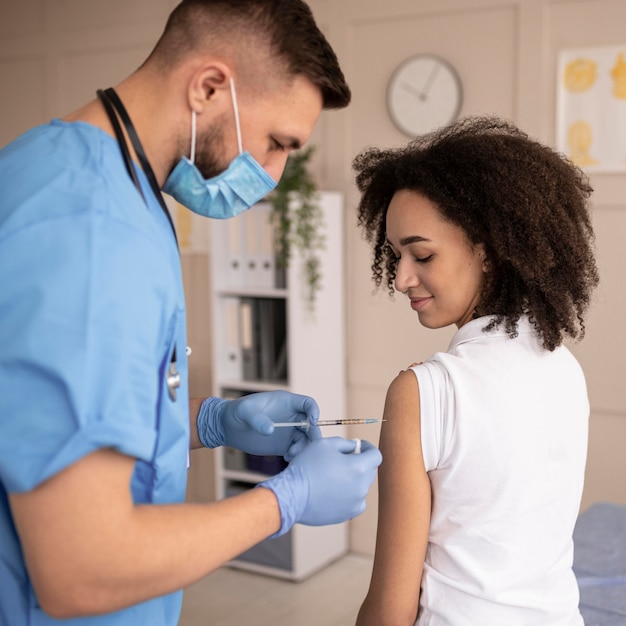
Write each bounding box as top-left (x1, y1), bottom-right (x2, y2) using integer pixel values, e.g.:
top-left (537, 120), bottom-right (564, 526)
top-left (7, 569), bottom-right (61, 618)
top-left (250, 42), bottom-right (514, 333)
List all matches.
top-left (556, 45), bottom-right (626, 173)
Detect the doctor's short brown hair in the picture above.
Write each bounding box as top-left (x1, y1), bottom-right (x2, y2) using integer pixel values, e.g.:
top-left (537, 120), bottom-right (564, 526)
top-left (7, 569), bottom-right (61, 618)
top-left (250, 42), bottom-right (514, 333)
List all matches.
top-left (146, 0), bottom-right (350, 110)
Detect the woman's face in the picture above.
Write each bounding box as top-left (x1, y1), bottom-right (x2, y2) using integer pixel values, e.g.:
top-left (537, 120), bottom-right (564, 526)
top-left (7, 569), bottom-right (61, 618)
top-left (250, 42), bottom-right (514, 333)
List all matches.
top-left (386, 189), bottom-right (487, 329)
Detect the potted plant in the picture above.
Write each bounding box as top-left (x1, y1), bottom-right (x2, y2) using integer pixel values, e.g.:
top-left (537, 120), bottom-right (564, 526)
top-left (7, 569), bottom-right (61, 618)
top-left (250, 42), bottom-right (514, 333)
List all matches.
top-left (269, 146), bottom-right (325, 311)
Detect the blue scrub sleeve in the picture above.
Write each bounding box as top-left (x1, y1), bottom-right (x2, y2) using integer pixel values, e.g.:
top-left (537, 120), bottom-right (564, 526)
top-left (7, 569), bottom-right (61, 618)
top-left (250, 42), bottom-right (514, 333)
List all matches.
top-left (0, 208), bottom-right (172, 493)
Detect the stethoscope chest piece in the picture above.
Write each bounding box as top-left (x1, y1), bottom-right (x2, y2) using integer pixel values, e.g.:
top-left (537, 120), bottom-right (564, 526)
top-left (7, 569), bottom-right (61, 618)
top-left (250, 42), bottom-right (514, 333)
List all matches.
top-left (167, 361), bottom-right (181, 402)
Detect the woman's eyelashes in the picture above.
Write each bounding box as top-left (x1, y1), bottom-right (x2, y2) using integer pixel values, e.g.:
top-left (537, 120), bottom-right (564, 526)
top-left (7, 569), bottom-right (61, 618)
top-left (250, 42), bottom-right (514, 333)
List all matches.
top-left (390, 252), bottom-right (433, 267)
top-left (386, 238), bottom-right (432, 264)
top-left (414, 254), bottom-right (434, 263)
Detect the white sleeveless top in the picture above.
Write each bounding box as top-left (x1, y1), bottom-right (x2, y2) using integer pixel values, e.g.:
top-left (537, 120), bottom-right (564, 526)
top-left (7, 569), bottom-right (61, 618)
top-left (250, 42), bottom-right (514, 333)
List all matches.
top-left (410, 316), bottom-right (587, 625)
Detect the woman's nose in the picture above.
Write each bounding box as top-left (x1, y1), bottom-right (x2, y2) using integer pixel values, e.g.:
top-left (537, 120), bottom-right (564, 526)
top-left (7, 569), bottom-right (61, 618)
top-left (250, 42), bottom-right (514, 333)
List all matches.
top-left (394, 258), bottom-right (419, 293)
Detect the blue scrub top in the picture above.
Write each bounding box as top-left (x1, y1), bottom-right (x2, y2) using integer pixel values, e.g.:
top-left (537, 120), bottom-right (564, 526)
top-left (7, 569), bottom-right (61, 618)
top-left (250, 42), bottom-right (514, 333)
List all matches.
top-left (0, 120), bottom-right (190, 625)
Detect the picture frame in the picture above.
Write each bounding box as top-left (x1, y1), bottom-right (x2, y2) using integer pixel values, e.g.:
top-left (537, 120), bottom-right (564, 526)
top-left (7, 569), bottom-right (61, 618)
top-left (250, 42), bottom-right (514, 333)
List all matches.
top-left (556, 44), bottom-right (626, 173)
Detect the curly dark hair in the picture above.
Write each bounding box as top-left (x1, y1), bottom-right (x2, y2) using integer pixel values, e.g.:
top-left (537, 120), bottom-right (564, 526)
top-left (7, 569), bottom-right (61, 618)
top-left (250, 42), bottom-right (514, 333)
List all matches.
top-left (353, 116), bottom-right (599, 351)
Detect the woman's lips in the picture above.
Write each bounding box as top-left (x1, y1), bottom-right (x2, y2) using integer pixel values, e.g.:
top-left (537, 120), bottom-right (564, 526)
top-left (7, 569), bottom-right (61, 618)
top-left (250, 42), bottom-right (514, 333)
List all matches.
top-left (410, 296), bottom-right (433, 311)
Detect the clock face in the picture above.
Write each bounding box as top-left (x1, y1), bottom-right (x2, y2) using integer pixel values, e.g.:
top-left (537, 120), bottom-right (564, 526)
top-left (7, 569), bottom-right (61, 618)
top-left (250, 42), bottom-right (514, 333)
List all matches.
top-left (387, 54), bottom-right (462, 137)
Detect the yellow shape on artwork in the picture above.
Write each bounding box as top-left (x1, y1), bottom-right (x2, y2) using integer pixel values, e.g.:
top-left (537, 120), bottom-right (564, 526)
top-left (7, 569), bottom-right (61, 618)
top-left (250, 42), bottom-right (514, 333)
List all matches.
top-left (567, 121), bottom-right (599, 167)
top-left (611, 52), bottom-right (626, 99)
top-left (564, 58), bottom-right (598, 92)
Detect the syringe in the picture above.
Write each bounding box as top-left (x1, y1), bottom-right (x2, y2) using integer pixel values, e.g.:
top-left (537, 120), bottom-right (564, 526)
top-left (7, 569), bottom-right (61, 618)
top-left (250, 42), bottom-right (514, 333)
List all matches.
top-left (272, 418), bottom-right (382, 428)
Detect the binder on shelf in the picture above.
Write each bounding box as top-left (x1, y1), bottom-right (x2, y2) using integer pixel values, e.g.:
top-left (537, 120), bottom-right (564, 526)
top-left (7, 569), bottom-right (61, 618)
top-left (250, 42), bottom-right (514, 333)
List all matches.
top-left (220, 202), bottom-right (282, 289)
top-left (272, 338), bottom-right (288, 382)
top-left (257, 298), bottom-right (288, 382)
top-left (239, 297), bottom-right (288, 383)
top-left (257, 298), bottom-right (273, 382)
top-left (240, 204), bottom-right (277, 289)
top-left (219, 297), bottom-right (241, 380)
top-left (245, 454), bottom-right (288, 475)
top-left (240, 297), bottom-right (260, 381)
top-left (225, 213), bottom-right (247, 287)
top-left (243, 210), bottom-right (259, 286)
top-left (272, 299), bottom-right (288, 381)
top-left (257, 203), bottom-right (277, 289)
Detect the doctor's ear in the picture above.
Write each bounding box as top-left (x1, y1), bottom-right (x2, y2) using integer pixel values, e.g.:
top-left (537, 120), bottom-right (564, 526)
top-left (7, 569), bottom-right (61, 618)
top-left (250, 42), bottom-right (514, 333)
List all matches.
top-left (188, 62), bottom-right (232, 112)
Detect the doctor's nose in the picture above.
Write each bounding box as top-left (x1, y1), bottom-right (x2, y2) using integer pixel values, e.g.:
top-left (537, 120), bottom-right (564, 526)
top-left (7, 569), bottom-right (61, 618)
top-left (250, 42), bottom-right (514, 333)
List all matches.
top-left (265, 152), bottom-right (290, 184)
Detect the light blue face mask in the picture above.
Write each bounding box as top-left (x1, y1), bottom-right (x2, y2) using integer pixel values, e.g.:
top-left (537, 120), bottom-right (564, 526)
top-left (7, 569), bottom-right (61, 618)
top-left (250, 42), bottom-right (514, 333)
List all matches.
top-left (163, 78), bottom-right (277, 219)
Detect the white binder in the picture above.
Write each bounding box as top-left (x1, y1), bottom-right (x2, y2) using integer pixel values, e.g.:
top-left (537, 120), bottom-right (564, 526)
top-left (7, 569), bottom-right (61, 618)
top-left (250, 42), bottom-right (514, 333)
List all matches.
top-left (225, 213), bottom-right (247, 287)
top-left (243, 203), bottom-right (276, 288)
top-left (218, 297), bottom-right (242, 380)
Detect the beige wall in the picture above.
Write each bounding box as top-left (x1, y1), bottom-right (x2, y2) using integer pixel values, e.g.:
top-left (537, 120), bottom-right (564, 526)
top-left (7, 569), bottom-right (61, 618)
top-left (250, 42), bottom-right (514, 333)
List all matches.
top-left (1, 0), bottom-right (625, 559)
top-left (305, 0), bottom-right (626, 555)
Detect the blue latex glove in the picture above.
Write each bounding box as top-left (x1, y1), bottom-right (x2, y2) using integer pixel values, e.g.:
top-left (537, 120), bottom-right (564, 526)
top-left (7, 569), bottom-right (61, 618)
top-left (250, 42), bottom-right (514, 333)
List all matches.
top-left (197, 391), bottom-right (321, 458)
top-left (259, 437), bottom-right (382, 536)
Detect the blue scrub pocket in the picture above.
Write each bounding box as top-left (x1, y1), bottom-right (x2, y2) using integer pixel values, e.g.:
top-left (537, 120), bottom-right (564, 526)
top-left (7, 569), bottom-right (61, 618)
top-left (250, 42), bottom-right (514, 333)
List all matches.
top-left (149, 306), bottom-right (189, 504)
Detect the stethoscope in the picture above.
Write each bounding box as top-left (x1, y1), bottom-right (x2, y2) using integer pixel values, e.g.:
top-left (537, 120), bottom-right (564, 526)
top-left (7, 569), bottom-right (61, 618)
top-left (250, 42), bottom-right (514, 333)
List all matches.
top-left (97, 87), bottom-right (182, 402)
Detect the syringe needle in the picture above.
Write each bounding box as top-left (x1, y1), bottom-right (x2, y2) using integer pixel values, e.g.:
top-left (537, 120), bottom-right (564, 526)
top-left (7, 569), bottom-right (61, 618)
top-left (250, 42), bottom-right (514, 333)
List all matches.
top-left (272, 418), bottom-right (383, 428)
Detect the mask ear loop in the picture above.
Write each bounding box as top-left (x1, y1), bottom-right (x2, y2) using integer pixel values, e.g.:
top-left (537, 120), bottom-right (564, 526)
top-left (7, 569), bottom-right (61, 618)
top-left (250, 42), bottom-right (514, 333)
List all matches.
top-left (229, 77), bottom-right (244, 155)
top-left (190, 110), bottom-right (197, 164)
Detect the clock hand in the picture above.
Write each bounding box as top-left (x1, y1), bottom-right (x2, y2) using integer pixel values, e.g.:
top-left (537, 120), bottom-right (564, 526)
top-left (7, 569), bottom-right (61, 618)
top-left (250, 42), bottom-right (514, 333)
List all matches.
top-left (401, 63), bottom-right (442, 102)
top-left (420, 62), bottom-right (441, 100)
top-left (401, 81), bottom-right (426, 101)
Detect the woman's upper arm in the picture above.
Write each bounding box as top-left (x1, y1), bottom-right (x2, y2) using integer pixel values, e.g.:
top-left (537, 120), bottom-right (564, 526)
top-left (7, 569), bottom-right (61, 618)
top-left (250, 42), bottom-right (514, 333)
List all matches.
top-left (357, 369), bottom-right (431, 626)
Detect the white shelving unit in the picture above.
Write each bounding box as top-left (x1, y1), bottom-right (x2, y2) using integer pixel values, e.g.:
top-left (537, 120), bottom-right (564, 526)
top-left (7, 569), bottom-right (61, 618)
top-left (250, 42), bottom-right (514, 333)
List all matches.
top-left (208, 192), bottom-right (348, 581)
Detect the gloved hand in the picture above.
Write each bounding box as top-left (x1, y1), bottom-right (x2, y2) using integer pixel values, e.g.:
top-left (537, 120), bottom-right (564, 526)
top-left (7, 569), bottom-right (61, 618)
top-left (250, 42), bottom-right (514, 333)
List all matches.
top-left (258, 437), bottom-right (382, 536)
top-left (196, 391), bottom-right (321, 459)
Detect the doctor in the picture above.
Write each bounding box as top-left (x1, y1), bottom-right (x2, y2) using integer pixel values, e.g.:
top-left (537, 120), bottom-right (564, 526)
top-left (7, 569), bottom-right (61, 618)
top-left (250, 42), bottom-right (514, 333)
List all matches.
top-left (0, 1), bottom-right (382, 624)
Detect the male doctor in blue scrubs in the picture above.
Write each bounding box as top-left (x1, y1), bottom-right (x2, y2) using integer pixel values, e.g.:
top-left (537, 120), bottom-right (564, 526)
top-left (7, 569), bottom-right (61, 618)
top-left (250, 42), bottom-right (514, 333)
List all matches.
top-left (0, 1), bottom-right (382, 624)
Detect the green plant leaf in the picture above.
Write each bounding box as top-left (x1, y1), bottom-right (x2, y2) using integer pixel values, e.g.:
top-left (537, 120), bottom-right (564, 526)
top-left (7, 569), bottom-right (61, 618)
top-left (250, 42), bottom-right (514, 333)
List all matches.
top-left (268, 146), bottom-right (324, 311)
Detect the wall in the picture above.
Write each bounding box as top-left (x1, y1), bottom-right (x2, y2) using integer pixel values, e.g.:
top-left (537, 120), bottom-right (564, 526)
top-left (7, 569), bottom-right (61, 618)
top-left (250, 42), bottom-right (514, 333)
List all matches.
top-left (0, 0), bottom-right (215, 501)
top-left (305, 0), bottom-right (626, 555)
top-left (1, 0), bottom-right (625, 560)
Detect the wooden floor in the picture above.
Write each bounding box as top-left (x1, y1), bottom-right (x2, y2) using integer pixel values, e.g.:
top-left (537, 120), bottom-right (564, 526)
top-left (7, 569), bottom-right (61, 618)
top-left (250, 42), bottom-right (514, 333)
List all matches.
top-left (179, 553), bottom-right (374, 626)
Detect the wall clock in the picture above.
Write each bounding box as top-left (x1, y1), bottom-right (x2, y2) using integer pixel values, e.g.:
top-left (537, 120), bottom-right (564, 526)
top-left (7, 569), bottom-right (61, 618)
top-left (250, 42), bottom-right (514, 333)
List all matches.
top-left (387, 54), bottom-right (463, 137)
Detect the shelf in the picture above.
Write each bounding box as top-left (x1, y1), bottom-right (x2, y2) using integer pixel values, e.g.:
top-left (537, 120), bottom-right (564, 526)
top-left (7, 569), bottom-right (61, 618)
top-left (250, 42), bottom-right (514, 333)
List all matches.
top-left (218, 380), bottom-right (290, 393)
top-left (215, 287), bottom-right (288, 299)
top-left (226, 522), bottom-right (349, 582)
top-left (222, 469), bottom-right (272, 484)
top-left (209, 191), bottom-right (348, 581)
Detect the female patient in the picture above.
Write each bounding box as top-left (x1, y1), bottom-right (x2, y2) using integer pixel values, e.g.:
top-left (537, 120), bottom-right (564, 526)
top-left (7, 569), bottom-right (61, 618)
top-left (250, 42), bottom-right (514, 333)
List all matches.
top-left (354, 117), bottom-right (599, 626)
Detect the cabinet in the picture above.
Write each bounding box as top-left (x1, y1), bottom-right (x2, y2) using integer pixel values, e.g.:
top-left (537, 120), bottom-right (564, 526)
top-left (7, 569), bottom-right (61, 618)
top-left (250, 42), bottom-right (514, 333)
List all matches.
top-left (208, 191), bottom-right (348, 580)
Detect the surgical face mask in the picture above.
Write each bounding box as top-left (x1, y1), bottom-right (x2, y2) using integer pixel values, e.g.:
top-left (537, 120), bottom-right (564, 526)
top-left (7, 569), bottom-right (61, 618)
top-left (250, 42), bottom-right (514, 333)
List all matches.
top-left (163, 78), bottom-right (277, 219)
